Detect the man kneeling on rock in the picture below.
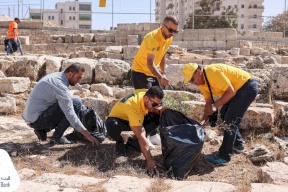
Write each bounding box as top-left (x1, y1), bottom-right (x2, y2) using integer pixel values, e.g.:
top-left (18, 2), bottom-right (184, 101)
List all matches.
top-left (22, 63), bottom-right (100, 149)
top-left (105, 86), bottom-right (166, 175)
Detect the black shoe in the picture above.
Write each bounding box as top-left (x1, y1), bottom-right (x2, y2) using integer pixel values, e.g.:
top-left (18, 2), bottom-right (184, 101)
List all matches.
top-left (50, 136), bottom-right (73, 144)
top-left (34, 129), bottom-right (47, 141)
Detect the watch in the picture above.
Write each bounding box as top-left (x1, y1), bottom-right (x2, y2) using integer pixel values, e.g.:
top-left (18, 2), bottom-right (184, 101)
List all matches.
top-left (212, 103), bottom-right (217, 112)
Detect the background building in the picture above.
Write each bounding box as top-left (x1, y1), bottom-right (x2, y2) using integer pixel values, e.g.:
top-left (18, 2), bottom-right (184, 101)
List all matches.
top-left (155, 0), bottom-right (264, 32)
top-left (29, 0), bottom-right (92, 29)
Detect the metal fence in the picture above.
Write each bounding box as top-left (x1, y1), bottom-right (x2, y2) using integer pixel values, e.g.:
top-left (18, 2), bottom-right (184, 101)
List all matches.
top-left (0, 0), bottom-right (284, 32)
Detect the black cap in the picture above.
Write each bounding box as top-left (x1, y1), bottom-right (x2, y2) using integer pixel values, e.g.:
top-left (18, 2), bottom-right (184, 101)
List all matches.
top-left (14, 18), bottom-right (20, 22)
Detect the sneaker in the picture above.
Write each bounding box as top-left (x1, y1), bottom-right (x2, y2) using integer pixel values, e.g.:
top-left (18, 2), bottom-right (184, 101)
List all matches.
top-left (233, 145), bottom-right (245, 153)
top-left (205, 154), bottom-right (230, 166)
top-left (34, 129), bottom-right (47, 141)
top-left (50, 136), bottom-right (73, 144)
top-left (148, 134), bottom-right (161, 145)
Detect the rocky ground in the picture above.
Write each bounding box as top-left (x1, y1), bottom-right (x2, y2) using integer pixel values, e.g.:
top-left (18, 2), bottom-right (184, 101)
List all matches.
top-left (0, 49), bottom-right (288, 191)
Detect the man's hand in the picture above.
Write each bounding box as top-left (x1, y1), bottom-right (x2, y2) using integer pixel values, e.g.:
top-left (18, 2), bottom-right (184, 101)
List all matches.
top-left (146, 159), bottom-right (161, 177)
top-left (159, 74), bottom-right (170, 87)
top-left (80, 130), bottom-right (101, 149)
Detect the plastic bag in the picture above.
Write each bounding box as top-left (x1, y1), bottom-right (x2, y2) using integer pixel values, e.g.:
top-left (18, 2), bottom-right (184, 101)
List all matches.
top-left (160, 109), bottom-right (205, 180)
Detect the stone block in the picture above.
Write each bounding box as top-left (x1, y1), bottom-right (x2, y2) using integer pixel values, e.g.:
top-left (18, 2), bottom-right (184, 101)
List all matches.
top-left (183, 29), bottom-right (199, 41)
top-left (203, 41), bottom-right (217, 49)
top-left (226, 28), bottom-right (237, 41)
top-left (199, 29), bottom-right (215, 41)
top-left (123, 45), bottom-right (139, 60)
top-left (226, 40), bottom-right (239, 49)
top-left (0, 77), bottom-right (30, 94)
top-left (215, 29), bottom-right (226, 41)
top-left (240, 106), bottom-right (274, 130)
top-left (240, 48), bottom-right (251, 56)
top-left (107, 53), bottom-right (123, 60)
top-left (127, 35), bottom-right (139, 45)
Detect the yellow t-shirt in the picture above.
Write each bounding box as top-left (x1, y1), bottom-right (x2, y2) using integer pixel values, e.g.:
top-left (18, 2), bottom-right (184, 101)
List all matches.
top-left (7, 21), bottom-right (18, 39)
top-left (199, 64), bottom-right (253, 99)
top-left (108, 89), bottom-right (148, 127)
top-left (131, 27), bottom-right (173, 76)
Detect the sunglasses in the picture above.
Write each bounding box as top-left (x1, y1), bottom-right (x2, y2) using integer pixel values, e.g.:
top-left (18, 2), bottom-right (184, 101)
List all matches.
top-left (148, 97), bottom-right (161, 108)
top-left (163, 24), bottom-right (179, 34)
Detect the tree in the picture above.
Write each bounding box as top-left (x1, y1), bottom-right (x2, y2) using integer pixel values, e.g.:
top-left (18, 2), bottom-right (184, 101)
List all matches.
top-left (263, 12), bottom-right (287, 37)
top-left (184, 0), bottom-right (237, 29)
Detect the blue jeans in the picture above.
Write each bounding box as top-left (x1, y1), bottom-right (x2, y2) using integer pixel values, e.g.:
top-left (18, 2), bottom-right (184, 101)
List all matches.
top-left (31, 98), bottom-right (82, 138)
top-left (218, 78), bottom-right (258, 161)
top-left (7, 38), bottom-right (24, 55)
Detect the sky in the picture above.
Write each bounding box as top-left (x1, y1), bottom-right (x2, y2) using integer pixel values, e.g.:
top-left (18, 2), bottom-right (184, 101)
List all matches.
top-left (0, 0), bottom-right (286, 30)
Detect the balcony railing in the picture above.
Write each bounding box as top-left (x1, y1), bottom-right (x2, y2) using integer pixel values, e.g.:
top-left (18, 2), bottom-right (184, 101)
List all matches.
top-left (248, 5), bottom-right (264, 9)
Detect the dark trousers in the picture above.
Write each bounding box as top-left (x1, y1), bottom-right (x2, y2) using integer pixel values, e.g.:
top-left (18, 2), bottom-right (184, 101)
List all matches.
top-left (106, 114), bottom-right (160, 149)
top-left (131, 70), bottom-right (160, 89)
top-left (31, 98), bottom-right (82, 138)
top-left (218, 79), bottom-right (258, 161)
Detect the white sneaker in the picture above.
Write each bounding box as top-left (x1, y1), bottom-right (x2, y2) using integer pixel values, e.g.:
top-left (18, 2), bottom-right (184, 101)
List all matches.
top-left (149, 134), bottom-right (161, 145)
top-left (147, 136), bottom-right (155, 150)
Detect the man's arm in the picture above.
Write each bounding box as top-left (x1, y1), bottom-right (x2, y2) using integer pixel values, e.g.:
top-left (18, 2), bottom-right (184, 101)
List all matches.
top-left (130, 125), bottom-right (160, 175)
top-left (80, 129), bottom-right (101, 149)
top-left (147, 54), bottom-right (169, 86)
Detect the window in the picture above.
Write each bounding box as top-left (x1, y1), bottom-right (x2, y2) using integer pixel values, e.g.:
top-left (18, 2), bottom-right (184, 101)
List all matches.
top-left (73, 16), bottom-right (75, 20)
top-left (52, 16), bottom-right (54, 20)
top-left (61, 9), bottom-right (63, 13)
top-left (79, 24), bottom-right (91, 29)
top-left (48, 16), bottom-right (51, 20)
top-left (69, 6), bottom-right (71, 10)
top-left (73, 7), bottom-right (75, 10)
top-left (30, 13), bottom-right (41, 20)
top-left (69, 16), bottom-right (72, 20)
top-left (241, 24), bottom-right (244, 29)
top-left (79, 14), bottom-right (91, 21)
top-left (61, 20), bottom-right (63, 25)
top-left (241, 14), bottom-right (244, 18)
top-left (79, 4), bottom-right (91, 11)
top-left (234, 5), bottom-right (237, 9)
top-left (241, 4), bottom-right (244, 8)
top-left (253, 24), bottom-right (257, 28)
top-left (254, 4), bottom-right (257, 8)
top-left (254, 14), bottom-right (257, 18)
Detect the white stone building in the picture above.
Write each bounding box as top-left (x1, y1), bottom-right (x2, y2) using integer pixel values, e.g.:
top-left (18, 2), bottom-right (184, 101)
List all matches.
top-left (29, 0), bottom-right (92, 29)
top-left (155, 0), bottom-right (264, 33)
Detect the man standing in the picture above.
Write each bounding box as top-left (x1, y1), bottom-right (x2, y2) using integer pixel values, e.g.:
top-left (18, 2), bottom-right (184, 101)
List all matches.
top-left (131, 15), bottom-right (179, 89)
top-left (22, 63), bottom-right (100, 149)
top-left (182, 63), bottom-right (258, 165)
top-left (131, 15), bottom-right (179, 146)
top-left (7, 18), bottom-right (24, 56)
top-left (105, 86), bottom-right (165, 175)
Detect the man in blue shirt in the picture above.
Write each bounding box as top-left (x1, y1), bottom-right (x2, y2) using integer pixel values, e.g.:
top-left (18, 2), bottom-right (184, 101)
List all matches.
top-left (22, 63), bottom-right (100, 148)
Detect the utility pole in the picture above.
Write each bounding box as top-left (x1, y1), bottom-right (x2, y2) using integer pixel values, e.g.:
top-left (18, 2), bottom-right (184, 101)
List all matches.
top-left (285, 0), bottom-right (286, 38)
top-left (192, 0), bottom-right (195, 29)
top-left (18, 0), bottom-right (19, 17)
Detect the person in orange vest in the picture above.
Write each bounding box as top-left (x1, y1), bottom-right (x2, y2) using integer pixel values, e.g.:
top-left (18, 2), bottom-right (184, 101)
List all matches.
top-left (7, 18), bottom-right (24, 55)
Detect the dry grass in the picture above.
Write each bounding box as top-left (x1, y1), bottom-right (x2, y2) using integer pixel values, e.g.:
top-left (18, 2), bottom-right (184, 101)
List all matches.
top-left (4, 124), bottom-right (285, 192)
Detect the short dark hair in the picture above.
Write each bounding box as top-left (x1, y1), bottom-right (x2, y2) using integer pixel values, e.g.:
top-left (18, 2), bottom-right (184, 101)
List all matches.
top-left (14, 18), bottom-right (20, 22)
top-left (64, 63), bottom-right (85, 73)
top-left (145, 86), bottom-right (164, 100)
top-left (163, 15), bottom-right (179, 25)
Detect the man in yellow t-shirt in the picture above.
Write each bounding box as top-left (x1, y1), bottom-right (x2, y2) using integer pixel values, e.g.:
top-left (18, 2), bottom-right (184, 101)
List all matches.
top-left (105, 86), bottom-right (165, 176)
top-left (182, 63), bottom-right (258, 166)
top-left (6, 18), bottom-right (24, 55)
top-left (131, 15), bottom-right (179, 89)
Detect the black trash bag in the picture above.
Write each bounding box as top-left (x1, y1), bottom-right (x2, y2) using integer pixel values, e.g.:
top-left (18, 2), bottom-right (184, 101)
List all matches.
top-left (160, 109), bottom-right (205, 180)
top-left (76, 106), bottom-right (106, 143)
top-left (4, 39), bottom-right (18, 53)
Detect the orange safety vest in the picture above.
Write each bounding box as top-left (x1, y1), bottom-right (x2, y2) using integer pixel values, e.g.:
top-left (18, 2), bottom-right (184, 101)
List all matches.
top-left (7, 21), bottom-right (18, 39)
